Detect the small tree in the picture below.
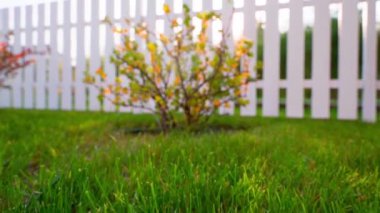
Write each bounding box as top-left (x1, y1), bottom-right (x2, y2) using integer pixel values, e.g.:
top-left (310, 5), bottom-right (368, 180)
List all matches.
top-left (0, 33), bottom-right (35, 88)
top-left (85, 4), bottom-right (255, 132)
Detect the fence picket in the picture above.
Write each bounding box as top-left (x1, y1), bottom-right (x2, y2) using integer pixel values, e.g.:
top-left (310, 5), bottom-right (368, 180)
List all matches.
top-left (263, 0), bottom-right (280, 117)
top-left (203, 0), bottom-right (213, 46)
top-left (24, 6), bottom-right (34, 109)
top-left (0, 9), bottom-right (10, 108)
top-left (62, 0), bottom-right (72, 110)
top-left (12, 8), bottom-right (23, 108)
top-left (241, 0), bottom-right (257, 116)
top-left (104, 0), bottom-right (116, 112)
top-left (203, 0), bottom-right (212, 11)
top-left (183, 0), bottom-right (192, 10)
top-left (118, 0), bottom-right (131, 112)
top-left (75, 0), bottom-right (86, 111)
top-left (362, 0), bottom-right (377, 122)
top-left (49, 2), bottom-right (59, 110)
top-left (146, 0), bottom-right (157, 113)
top-left (286, 0), bottom-right (304, 118)
top-left (36, 4), bottom-right (46, 110)
top-left (338, 0), bottom-right (359, 120)
top-left (220, 0), bottom-right (235, 115)
top-left (89, 0), bottom-right (101, 111)
top-left (202, 0), bottom-right (214, 115)
top-left (131, 0), bottom-right (146, 114)
top-left (164, 0), bottom-right (174, 33)
top-left (312, 0), bottom-right (330, 119)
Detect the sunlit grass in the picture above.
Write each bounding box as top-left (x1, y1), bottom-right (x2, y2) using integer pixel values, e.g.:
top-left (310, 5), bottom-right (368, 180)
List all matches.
top-left (0, 110), bottom-right (379, 212)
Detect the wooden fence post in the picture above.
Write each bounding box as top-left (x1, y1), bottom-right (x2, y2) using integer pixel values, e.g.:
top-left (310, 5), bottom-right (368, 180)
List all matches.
top-left (312, 0), bottom-right (330, 119)
top-left (362, 0), bottom-right (377, 122)
top-left (263, 0), bottom-right (280, 117)
top-left (338, 0), bottom-right (359, 120)
top-left (241, 0), bottom-right (257, 116)
top-left (287, 0), bottom-right (304, 118)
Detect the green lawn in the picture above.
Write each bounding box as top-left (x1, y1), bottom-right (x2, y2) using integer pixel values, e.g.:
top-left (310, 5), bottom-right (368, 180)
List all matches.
top-left (0, 110), bottom-right (379, 212)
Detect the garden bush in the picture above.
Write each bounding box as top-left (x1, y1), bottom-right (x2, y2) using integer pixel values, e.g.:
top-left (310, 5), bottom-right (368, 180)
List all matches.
top-left (85, 4), bottom-right (255, 132)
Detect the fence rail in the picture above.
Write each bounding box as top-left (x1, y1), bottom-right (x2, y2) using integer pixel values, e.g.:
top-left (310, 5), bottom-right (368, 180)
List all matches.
top-left (0, 0), bottom-right (379, 122)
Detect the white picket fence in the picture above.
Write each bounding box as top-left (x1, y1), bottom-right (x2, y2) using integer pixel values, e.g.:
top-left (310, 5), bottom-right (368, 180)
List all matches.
top-left (0, 0), bottom-right (379, 122)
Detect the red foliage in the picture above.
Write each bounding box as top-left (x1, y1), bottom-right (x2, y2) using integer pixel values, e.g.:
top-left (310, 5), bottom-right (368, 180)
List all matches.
top-left (0, 34), bottom-right (35, 88)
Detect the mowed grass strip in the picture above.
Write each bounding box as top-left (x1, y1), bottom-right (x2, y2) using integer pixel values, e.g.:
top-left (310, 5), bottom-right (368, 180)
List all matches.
top-left (0, 110), bottom-right (379, 212)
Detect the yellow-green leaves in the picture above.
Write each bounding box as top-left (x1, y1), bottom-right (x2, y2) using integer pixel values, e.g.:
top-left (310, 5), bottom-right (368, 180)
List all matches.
top-left (163, 4), bottom-right (171, 14)
top-left (147, 42), bottom-right (157, 53)
top-left (96, 67), bottom-right (107, 80)
top-left (84, 3), bottom-right (255, 131)
top-left (196, 12), bottom-right (218, 21)
top-left (83, 74), bottom-right (95, 84)
top-left (159, 34), bottom-right (169, 45)
top-left (183, 4), bottom-right (190, 13)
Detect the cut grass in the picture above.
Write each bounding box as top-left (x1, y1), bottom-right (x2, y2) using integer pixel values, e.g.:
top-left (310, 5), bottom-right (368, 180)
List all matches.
top-left (0, 109), bottom-right (379, 212)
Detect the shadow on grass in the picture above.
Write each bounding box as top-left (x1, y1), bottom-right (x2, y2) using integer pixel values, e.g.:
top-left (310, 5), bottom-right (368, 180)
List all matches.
top-left (114, 114), bottom-right (264, 135)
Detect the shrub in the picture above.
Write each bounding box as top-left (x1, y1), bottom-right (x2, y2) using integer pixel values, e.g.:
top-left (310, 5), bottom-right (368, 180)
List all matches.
top-left (85, 4), bottom-right (255, 132)
top-left (0, 33), bottom-right (35, 88)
